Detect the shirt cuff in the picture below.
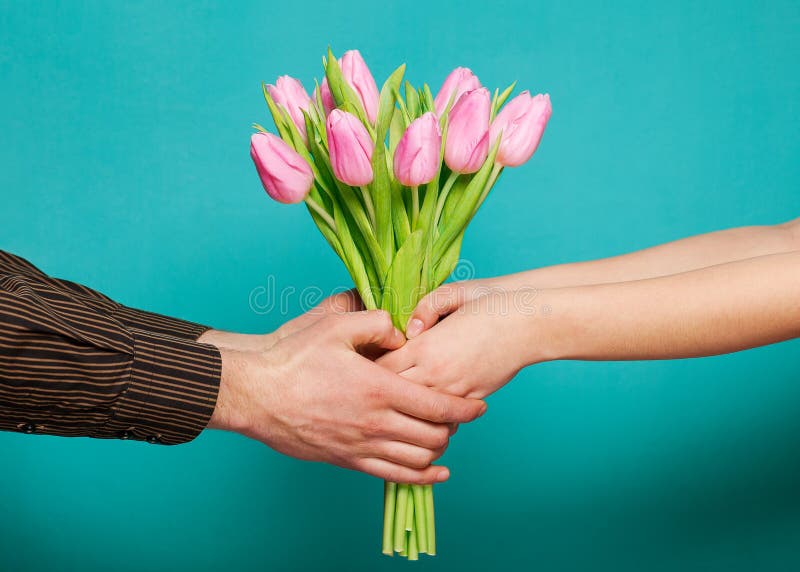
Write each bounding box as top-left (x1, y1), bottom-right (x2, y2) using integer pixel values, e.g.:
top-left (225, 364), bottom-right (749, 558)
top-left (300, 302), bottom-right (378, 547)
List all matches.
top-left (111, 305), bottom-right (212, 341)
top-left (93, 329), bottom-right (222, 445)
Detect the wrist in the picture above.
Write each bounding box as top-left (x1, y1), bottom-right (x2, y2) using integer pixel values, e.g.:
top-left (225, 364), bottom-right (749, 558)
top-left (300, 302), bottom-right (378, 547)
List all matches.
top-left (513, 286), bottom-right (578, 365)
top-left (207, 348), bottom-right (255, 434)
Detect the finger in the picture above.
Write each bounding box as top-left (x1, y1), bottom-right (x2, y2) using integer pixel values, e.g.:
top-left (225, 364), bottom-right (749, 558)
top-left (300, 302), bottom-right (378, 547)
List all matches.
top-left (406, 283), bottom-right (465, 338)
top-left (378, 411), bottom-right (450, 449)
top-left (375, 344), bottom-right (415, 374)
top-left (386, 378), bottom-right (487, 424)
top-left (371, 440), bottom-right (446, 469)
top-left (449, 423), bottom-right (459, 436)
top-left (320, 289), bottom-right (364, 315)
top-left (333, 310), bottom-right (405, 351)
top-left (354, 458), bottom-right (450, 485)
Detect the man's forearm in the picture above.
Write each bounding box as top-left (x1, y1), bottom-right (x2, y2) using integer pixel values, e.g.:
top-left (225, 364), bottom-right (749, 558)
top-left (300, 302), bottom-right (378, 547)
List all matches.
top-left (529, 251), bottom-right (800, 363)
top-left (0, 249), bottom-right (221, 444)
top-left (501, 219), bottom-right (800, 291)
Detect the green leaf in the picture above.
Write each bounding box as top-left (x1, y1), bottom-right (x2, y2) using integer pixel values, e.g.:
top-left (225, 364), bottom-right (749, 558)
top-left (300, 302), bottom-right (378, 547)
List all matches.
top-left (432, 231), bottom-right (464, 287)
top-left (262, 84), bottom-right (292, 142)
top-left (422, 83), bottom-right (435, 113)
top-left (405, 80), bottom-right (420, 119)
top-left (306, 187), bottom-right (344, 262)
top-left (440, 174), bottom-right (469, 227)
top-left (372, 64), bottom-right (406, 270)
top-left (333, 200), bottom-right (378, 310)
top-left (389, 109), bottom-right (405, 155)
top-left (432, 136), bottom-right (501, 263)
top-left (414, 122), bottom-right (447, 239)
top-left (492, 81), bottom-right (517, 113)
top-left (324, 47), bottom-right (372, 128)
top-left (381, 230), bottom-right (425, 331)
top-left (376, 64), bottom-right (405, 136)
top-left (337, 182), bottom-right (388, 283)
top-left (490, 87), bottom-right (500, 119)
top-left (391, 181), bottom-right (411, 246)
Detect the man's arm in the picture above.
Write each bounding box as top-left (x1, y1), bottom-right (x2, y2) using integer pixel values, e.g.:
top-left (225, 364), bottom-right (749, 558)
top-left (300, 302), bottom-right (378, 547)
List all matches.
top-left (0, 250), bottom-right (216, 341)
top-left (0, 251), bottom-right (220, 444)
top-left (0, 250), bottom-right (485, 482)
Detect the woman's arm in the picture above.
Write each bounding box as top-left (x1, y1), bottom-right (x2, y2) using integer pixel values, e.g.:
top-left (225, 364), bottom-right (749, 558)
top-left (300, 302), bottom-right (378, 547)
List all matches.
top-left (406, 218), bottom-right (799, 337)
top-left (381, 251), bottom-right (800, 399)
top-left (534, 251), bottom-right (800, 362)
top-left (501, 218), bottom-right (800, 290)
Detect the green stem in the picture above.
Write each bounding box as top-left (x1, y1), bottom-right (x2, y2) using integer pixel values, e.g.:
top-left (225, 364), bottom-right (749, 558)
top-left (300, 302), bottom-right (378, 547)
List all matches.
top-left (433, 171), bottom-right (459, 234)
top-left (474, 163), bottom-right (503, 213)
top-left (394, 484), bottom-right (409, 552)
top-left (405, 488), bottom-right (414, 531)
top-left (360, 186), bottom-right (377, 228)
top-left (412, 484), bottom-right (428, 553)
top-left (411, 185), bottom-right (420, 229)
top-left (304, 196), bottom-right (336, 232)
top-left (424, 484), bottom-right (436, 555)
top-left (407, 528), bottom-right (419, 561)
top-left (382, 482), bottom-right (397, 555)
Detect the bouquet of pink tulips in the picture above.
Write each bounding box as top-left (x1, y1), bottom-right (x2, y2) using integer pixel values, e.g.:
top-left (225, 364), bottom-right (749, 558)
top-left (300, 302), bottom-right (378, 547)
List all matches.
top-left (250, 48), bottom-right (551, 559)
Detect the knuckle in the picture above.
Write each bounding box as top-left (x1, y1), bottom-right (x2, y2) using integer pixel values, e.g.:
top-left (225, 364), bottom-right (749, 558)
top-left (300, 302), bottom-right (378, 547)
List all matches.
top-left (365, 382), bottom-right (387, 404)
top-left (361, 416), bottom-right (383, 437)
top-left (430, 398), bottom-right (451, 422)
top-left (319, 313), bottom-right (340, 330)
top-left (433, 428), bottom-right (450, 449)
top-left (373, 309), bottom-right (391, 323)
top-left (429, 448), bottom-right (445, 463)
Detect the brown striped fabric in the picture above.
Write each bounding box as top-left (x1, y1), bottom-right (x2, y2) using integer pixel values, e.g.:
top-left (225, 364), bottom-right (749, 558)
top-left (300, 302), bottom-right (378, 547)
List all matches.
top-left (0, 250), bottom-right (221, 445)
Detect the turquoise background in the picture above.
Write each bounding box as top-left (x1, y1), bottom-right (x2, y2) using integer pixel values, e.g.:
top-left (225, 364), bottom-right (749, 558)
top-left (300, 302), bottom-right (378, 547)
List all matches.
top-left (1, 1), bottom-right (798, 570)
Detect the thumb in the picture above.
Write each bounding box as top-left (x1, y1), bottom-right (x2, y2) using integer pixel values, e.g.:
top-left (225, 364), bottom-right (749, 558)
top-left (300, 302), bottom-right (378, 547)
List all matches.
top-left (334, 310), bottom-right (406, 351)
top-left (406, 283), bottom-right (465, 339)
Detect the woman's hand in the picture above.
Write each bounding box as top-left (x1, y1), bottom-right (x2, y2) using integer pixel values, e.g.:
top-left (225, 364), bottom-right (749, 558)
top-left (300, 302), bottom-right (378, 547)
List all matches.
top-left (379, 288), bottom-right (540, 399)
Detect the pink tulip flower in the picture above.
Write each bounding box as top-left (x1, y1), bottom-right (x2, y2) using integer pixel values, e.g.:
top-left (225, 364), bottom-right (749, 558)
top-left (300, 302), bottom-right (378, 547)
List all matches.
top-left (444, 88), bottom-right (491, 174)
top-left (340, 50), bottom-right (380, 124)
top-left (433, 67), bottom-right (481, 117)
top-left (317, 78), bottom-right (336, 115)
top-left (250, 132), bottom-right (314, 204)
top-left (267, 76), bottom-right (312, 143)
top-left (393, 112), bottom-right (442, 186)
top-left (326, 109), bottom-right (374, 186)
top-left (491, 92), bottom-right (552, 167)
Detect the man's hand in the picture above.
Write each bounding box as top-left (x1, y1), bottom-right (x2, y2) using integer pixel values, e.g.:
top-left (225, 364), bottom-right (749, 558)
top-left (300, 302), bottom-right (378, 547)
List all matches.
top-left (207, 310), bottom-right (487, 484)
top-left (198, 289), bottom-right (363, 352)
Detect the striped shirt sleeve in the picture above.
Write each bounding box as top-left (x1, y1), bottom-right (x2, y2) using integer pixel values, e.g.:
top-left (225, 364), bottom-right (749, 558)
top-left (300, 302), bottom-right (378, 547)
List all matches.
top-left (0, 250), bottom-right (221, 445)
top-left (0, 250), bottom-right (210, 340)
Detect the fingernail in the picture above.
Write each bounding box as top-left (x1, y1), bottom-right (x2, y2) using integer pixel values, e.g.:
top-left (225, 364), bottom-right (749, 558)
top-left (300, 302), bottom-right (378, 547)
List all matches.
top-left (479, 403), bottom-right (488, 416)
top-left (406, 318), bottom-right (424, 338)
top-left (436, 468), bottom-right (450, 482)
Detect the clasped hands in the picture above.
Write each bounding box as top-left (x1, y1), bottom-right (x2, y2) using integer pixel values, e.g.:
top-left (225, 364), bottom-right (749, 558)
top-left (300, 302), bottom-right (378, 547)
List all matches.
top-left (200, 283), bottom-right (525, 485)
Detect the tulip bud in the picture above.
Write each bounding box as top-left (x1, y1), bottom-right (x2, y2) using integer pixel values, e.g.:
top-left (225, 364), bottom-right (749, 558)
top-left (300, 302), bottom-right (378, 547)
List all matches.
top-left (491, 92), bottom-right (552, 167)
top-left (317, 78), bottom-right (336, 115)
top-left (393, 112), bottom-right (442, 186)
top-left (250, 132), bottom-right (314, 204)
top-left (340, 50), bottom-right (380, 124)
top-left (326, 109), bottom-right (374, 186)
top-left (444, 88), bottom-right (491, 174)
top-left (433, 67), bottom-right (481, 117)
top-left (267, 76), bottom-right (312, 143)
